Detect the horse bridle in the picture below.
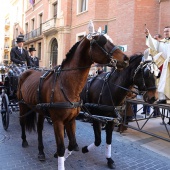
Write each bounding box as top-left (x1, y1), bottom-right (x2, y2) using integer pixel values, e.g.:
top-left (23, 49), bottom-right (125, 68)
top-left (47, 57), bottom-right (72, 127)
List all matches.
top-left (133, 61), bottom-right (157, 93)
top-left (89, 34), bottom-right (119, 67)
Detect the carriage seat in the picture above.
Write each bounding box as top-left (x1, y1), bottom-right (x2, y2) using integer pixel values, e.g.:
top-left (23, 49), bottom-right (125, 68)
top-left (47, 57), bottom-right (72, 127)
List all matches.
top-left (9, 64), bottom-right (27, 77)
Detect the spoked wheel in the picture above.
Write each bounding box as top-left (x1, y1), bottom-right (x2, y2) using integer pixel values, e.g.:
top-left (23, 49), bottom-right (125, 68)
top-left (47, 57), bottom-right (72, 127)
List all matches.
top-left (1, 94), bottom-right (10, 130)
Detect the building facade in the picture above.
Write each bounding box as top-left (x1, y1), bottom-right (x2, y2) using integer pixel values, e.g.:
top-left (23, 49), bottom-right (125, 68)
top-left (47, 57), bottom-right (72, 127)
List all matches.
top-left (1, 0), bottom-right (170, 67)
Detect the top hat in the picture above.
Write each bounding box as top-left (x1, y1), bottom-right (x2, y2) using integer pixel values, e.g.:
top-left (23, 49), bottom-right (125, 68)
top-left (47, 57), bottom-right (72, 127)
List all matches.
top-left (16, 37), bottom-right (25, 43)
top-left (29, 47), bottom-right (36, 52)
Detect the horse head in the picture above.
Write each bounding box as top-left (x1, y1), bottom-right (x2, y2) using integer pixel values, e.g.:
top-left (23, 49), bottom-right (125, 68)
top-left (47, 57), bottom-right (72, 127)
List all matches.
top-left (133, 59), bottom-right (159, 103)
top-left (86, 32), bottom-right (129, 69)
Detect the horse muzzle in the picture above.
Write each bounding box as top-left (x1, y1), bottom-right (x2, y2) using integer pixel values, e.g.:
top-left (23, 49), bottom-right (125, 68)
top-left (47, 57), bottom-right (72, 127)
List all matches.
top-left (143, 91), bottom-right (157, 104)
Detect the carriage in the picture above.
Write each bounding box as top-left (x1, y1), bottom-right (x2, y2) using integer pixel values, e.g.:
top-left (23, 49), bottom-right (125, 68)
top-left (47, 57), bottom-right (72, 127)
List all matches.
top-left (0, 65), bottom-right (54, 130)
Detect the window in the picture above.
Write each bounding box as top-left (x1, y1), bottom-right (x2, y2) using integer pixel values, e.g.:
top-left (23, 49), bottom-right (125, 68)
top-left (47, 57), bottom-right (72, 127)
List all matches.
top-left (25, 23), bottom-right (28, 33)
top-left (31, 18), bottom-right (35, 30)
top-left (50, 39), bottom-right (58, 67)
top-left (76, 32), bottom-right (86, 42)
top-left (4, 54), bottom-right (8, 59)
top-left (39, 13), bottom-right (43, 26)
top-left (39, 13), bottom-right (43, 35)
top-left (78, 35), bottom-right (84, 41)
top-left (15, 28), bottom-right (18, 38)
top-left (38, 42), bottom-right (41, 60)
top-left (77, 0), bottom-right (88, 14)
top-left (53, 3), bottom-right (57, 17)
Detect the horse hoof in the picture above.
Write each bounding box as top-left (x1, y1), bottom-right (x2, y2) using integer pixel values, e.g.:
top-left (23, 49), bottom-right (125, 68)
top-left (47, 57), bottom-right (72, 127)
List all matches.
top-left (38, 154), bottom-right (46, 161)
top-left (82, 146), bottom-right (88, 153)
top-left (54, 152), bottom-right (58, 158)
top-left (107, 158), bottom-right (116, 169)
top-left (22, 141), bottom-right (28, 148)
top-left (74, 144), bottom-right (79, 151)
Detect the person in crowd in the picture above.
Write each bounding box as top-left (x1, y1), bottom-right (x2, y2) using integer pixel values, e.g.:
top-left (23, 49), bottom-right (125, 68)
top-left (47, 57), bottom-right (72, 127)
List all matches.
top-left (141, 105), bottom-right (150, 116)
top-left (29, 47), bottom-right (39, 67)
top-left (10, 37), bottom-right (31, 66)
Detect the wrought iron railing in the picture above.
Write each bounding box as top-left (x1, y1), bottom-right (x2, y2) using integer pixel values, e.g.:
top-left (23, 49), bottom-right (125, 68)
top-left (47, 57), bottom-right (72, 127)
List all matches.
top-left (24, 27), bottom-right (42, 41)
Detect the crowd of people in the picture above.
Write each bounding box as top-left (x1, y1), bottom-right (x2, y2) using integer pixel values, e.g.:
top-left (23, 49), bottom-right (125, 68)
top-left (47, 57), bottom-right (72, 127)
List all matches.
top-left (132, 26), bottom-right (170, 125)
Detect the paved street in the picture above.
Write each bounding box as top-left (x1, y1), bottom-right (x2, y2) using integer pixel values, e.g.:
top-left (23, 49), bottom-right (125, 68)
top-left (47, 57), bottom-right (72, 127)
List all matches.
top-left (0, 111), bottom-right (170, 170)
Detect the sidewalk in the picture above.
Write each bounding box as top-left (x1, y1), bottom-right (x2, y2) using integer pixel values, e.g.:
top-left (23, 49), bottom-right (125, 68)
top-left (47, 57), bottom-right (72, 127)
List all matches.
top-left (120, 103), bottom-right (170, 160)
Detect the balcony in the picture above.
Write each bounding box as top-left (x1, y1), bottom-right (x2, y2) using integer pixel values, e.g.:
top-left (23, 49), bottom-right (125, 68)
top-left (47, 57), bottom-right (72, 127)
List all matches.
top-left (4, 34), bottom-right (10, 39)
top-left (24, 27), bottom-right (43, 44)
top-left (5, 20), bottom-right (10, 29)
top-left (42, 17), bottom-right (57, 35)
top-left (4, 46), bottom-right (10, 52)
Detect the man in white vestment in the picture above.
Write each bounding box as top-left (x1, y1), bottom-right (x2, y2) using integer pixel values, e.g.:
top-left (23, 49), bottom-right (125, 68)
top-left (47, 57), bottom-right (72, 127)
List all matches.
top-left (145, 26), bottom-right (170, 105)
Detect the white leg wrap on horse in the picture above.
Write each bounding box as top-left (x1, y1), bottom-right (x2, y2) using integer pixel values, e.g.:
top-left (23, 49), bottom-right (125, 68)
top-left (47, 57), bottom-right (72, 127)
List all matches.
top-left (105, 144), bottom-right (111, 158)
top-left (64, 148), bottom-right (72, 160)
top-left (87, 143), bottom-right (97, 151)
top-left (58, 156), bottom-right (65, 170)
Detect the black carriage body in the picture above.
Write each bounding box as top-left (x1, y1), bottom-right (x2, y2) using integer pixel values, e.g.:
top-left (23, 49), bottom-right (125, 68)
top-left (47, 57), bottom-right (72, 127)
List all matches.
top-left (1, 73), bottom-right (19, 131)
top-left (3, 75), bottom-right (18, 100)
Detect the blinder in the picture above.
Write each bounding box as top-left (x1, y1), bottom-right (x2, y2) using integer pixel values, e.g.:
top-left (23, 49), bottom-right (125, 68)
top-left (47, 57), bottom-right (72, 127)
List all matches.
top-left (89, 33), bottom-right (119, 67)
top-left (143, 66), bottom-right (150, 78)
top-left (133, 61), bottom-right (158, 92)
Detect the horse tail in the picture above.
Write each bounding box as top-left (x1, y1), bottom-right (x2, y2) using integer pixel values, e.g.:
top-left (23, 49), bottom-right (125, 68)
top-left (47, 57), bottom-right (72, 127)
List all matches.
top-left (24, 110), bottom-right (37, 132)
top-left (18, 70), bottom-right (37, 132)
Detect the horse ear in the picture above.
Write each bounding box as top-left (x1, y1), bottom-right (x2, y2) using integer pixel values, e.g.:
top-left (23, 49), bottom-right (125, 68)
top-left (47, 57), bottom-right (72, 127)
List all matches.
top-left (96, 35), bottom-right (107, 46)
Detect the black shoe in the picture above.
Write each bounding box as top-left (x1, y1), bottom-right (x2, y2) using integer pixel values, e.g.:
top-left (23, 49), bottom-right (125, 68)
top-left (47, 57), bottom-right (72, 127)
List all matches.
top-left (156, 100), bottom-right (167, 104)
top-left (141, 112), bottom-right (146, 114)
top-left (160, 122), bottom-right (166, 125)
top-left (146, 112), bottom-right (150, 116)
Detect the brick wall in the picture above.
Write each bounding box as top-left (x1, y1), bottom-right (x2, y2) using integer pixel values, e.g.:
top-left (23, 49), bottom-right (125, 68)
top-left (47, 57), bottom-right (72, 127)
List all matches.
top-left (159, 1), bottom-right (170, 32)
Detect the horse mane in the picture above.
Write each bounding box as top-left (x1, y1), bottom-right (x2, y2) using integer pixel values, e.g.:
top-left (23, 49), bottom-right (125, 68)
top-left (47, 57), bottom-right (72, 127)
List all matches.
top-left (129, 52), bottom-right (143, 64)
top-left (61, 41), bottom-right (81, 65)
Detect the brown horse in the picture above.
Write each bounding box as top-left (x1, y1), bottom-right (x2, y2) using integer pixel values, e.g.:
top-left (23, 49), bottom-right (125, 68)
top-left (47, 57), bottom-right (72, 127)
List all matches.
top-left (17, 32), bottom-right (129, 169)
top-left (80, 53), bottom-right (158, 169)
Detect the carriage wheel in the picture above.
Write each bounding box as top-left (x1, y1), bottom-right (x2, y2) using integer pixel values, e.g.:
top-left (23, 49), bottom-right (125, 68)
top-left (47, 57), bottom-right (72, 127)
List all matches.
top-left (1, 94), bottom-right (10, 130)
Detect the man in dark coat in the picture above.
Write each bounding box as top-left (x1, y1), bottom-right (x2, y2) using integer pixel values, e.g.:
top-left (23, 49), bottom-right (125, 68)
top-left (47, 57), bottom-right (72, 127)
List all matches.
top-left (10, 37), bottom-right (31, 66)
top-left (29, 47), bottom-right (39, 67)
